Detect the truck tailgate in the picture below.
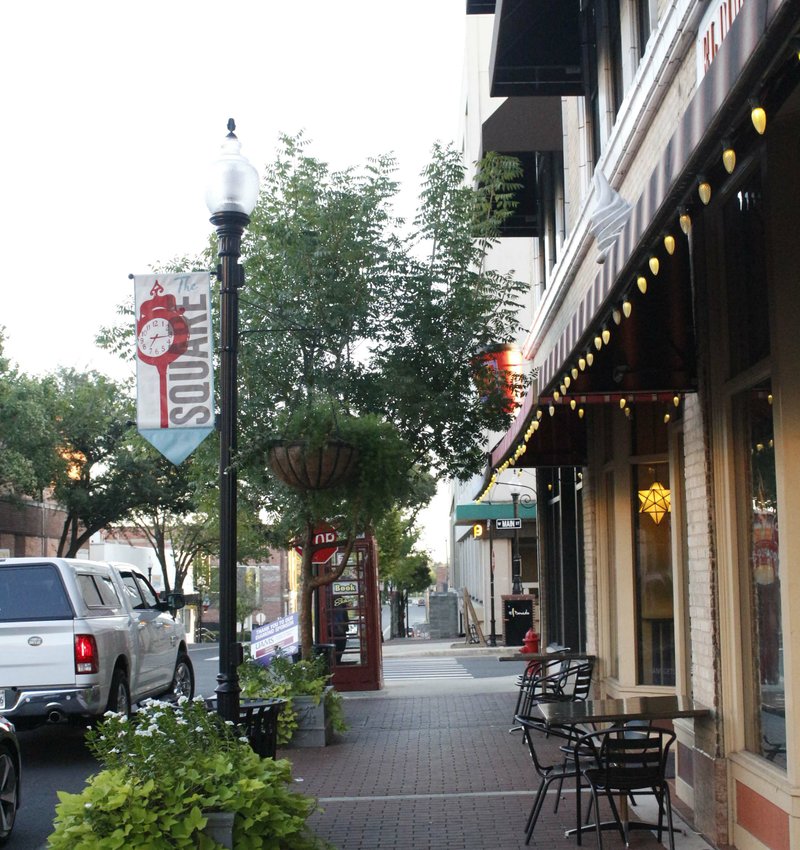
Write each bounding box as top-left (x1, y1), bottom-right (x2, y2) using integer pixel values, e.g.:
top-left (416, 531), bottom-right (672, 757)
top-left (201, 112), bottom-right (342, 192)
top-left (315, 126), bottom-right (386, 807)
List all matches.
top-left (0, 620), bottom-right (76, 687)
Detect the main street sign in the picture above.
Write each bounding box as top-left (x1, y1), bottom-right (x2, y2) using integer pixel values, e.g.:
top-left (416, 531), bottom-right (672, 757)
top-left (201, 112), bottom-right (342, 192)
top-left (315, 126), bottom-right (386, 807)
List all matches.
top-left (495, 518), bottom-right (522, 530)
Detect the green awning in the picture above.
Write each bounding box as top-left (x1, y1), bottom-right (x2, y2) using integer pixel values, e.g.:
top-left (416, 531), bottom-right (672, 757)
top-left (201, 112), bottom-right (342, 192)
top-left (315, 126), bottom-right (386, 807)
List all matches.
top-left (455, 501), bottom-right (536, 525)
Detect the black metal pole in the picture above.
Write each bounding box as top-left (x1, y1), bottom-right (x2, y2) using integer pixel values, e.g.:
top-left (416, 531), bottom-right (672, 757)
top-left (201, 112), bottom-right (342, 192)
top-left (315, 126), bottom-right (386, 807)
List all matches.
top-left (211, 209), bottom-right (249, 723)
top-left (511, 491), bottom-right (522, 594)
top-left (488, 520), bottom-right (497, 646)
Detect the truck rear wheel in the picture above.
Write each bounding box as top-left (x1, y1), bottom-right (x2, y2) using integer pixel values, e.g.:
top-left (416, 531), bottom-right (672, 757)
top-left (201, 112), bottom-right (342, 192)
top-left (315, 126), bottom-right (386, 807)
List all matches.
top-left (0, 745), bottom-right (19, 844)
top-left (106, 667), bottom-right (131, 717)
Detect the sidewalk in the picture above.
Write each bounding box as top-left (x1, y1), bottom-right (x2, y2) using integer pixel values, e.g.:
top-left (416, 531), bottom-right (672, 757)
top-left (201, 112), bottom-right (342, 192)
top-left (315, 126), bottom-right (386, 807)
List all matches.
top-left (280, 642), bottom-right (715, 850)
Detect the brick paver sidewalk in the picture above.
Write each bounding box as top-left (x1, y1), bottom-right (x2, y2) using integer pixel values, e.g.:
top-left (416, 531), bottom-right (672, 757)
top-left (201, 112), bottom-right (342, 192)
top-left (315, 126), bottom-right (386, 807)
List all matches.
top-left (280, 690), bottom-right (682, 850)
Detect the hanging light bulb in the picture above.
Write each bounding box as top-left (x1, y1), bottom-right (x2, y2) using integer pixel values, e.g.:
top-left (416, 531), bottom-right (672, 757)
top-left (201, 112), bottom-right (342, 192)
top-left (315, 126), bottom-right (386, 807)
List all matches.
top-left (612, 308), bottom-right (622, 325)
top-left (751, 101), bottom-right (767, 134)
top-left (586, 351), bottom-right (594, 367)
top-left (553, 389), bottom-right (560, 401)
top-left (536, 409), bottom-right (543, 420)
top-left (649, 256), bottom-right (660, 275)
top-left (722, 141), bottom-right (736, 174)
top-left (532, 419), bottom-right (540, 430)
top-left (673, 395), bottom-right (680, 407)
top-left (664, 413), bottom-right (671, 424)
top-left (560, 383), bottom-right (567, 396)
top-left (624, 406), bottom-right (631, 418)
top-left (679, 208), bottom-right (692, 235)
top-left (594, 333), bottom-right (603, 350)
top-left (619, 397), bottom-right (626, 409)
top-left (698, 177), bottom-right (712, 205)
top-left (548, 404), bottom-right (555, 416)
top-left (564, 375), bottom-right (571, 389)
top-left (622, 299), bottom-right (632, 318)
top-left (663, 233), bottom-right (675, 255)
top-left (637, 275), bottom-right (648, 294)
top-left (570, 399), bottom-right (577, 410)
top-left (579, 357), bottom-right (586, 371)
top-left (602, 327), bottom-right (611, 345)
top-left (578, 407), bottom-right (585, 418)
top-left (571, 366), bottom-right (579, 380)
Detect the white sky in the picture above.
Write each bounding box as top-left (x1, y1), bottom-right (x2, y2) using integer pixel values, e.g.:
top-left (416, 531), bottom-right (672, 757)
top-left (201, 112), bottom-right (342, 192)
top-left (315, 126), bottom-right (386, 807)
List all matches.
top-left (0, 0), bottom-right (465, 561)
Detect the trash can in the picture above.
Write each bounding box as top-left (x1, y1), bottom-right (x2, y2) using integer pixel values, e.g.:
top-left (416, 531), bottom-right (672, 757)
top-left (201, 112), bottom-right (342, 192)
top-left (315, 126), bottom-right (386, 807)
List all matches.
top-left (205, 697), bottom-right (286, 758)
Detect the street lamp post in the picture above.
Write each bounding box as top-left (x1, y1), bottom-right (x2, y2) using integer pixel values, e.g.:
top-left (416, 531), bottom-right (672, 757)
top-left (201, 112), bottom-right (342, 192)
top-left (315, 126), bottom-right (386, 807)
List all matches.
top-left (206, 119), bottom-right (259, 723)
top-left (511, 491), bottom-right (522, 594)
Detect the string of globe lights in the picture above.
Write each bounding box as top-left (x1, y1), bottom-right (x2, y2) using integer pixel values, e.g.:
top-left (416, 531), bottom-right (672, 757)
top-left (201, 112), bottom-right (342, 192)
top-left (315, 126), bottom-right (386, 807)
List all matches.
top-left (475, 97), bottom-right (773, 506)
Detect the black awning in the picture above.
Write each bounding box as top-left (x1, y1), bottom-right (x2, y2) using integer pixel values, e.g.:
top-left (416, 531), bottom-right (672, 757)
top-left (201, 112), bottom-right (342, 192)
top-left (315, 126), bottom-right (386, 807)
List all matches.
top-left (494, 151), bottom-right (540, 237)
top-left (466, 0), bottom-right (497, 12)
top-left (490, 0), bottom-right (584, 97)
top-left (482, 96), bottom-right (563, 152)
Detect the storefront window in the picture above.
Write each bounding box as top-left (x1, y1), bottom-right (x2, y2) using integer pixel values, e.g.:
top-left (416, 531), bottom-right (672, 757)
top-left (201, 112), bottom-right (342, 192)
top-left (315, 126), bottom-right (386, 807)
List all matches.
top-left (633, 462), bottom-right (675, 685)
top-left (738, 383), bottom-right (785, 767)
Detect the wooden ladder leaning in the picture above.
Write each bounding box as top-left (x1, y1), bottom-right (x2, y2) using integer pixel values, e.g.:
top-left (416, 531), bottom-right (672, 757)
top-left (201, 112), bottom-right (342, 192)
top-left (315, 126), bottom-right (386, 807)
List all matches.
top-left (462, 588), bottom-right (487, 646)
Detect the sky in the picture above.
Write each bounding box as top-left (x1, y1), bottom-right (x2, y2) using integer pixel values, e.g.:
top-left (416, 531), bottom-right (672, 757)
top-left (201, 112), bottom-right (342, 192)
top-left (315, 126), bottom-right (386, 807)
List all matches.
top-left (0, 1), bottom-right (464, 562)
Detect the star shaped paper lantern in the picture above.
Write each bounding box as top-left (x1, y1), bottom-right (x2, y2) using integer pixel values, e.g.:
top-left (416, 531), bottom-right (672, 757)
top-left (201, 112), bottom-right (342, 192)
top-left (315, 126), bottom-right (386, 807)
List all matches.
top-left (638, 482), bottom-right (671, 525)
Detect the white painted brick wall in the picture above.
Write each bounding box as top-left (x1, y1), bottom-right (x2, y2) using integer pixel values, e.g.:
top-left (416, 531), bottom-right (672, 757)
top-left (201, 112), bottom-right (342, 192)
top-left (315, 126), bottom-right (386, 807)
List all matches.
top-left (682, 393), bottom-right (717, 708)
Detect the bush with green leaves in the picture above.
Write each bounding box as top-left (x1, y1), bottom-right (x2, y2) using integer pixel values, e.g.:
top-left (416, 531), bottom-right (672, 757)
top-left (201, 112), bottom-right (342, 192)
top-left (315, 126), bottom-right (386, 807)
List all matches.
top-left (47, 697), bottom-right (327, 850)
top-left (239, 653), bottom-right (347, 745)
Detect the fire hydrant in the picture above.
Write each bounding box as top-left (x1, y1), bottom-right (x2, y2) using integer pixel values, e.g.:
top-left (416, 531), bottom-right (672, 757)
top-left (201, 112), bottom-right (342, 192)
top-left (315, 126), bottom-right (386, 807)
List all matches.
top-left (521, 627), bottom-right (540, 654)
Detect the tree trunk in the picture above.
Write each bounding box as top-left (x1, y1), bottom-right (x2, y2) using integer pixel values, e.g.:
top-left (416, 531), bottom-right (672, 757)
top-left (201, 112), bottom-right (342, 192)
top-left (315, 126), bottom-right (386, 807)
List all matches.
top-left (298, 519), bottom-right (359, 659)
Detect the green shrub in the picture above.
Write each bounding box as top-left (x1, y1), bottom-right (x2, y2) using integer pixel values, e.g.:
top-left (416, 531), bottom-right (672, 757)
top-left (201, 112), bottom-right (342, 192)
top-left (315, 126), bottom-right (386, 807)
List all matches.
top-left (239, 653), bottom-right (347, 744)
top-left (47, 697), bottom-right (327, 849)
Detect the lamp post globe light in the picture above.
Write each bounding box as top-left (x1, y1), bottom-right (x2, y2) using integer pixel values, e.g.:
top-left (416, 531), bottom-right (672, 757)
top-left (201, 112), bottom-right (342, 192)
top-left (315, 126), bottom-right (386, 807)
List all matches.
top-left (206, 118), bottom-right (259, 723)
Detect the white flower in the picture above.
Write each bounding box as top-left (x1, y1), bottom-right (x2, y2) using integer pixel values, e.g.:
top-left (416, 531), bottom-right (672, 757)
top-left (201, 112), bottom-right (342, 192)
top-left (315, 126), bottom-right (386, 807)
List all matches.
top-left (85, 802), bottom-right (93, 808)
top-left (195, 726), bottom-right (205, 732)
top-left (177, 695), bottom-right (189, 706)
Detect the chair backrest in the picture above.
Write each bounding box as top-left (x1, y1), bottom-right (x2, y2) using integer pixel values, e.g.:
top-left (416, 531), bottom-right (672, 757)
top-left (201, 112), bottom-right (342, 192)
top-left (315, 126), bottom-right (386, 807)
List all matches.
top-left (581, 726), bottom-right (676, 790)
top-left (555, 658), bottom-right (595, 701)
top-left (518, 715), bottom-right (578, 777)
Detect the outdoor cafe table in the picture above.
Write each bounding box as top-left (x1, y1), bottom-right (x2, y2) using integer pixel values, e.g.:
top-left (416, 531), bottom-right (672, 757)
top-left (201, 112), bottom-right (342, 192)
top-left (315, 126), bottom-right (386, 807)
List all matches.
top-left (535, 694), bottom-right (712, 841)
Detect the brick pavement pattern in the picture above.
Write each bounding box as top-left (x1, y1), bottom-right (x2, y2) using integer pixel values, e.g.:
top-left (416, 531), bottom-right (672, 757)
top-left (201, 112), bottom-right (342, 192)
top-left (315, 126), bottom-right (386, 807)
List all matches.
top-left (279, 691), bottom-right (674, 850)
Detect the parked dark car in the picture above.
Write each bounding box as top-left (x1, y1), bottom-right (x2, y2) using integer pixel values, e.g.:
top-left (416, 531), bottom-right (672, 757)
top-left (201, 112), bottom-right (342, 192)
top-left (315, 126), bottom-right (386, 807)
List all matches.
top-left (0, 715), bottom-right (20, 844)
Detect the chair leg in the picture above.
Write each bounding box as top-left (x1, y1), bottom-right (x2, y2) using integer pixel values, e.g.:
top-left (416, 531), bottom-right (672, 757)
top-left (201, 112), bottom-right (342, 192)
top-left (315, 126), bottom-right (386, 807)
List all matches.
top-left (524, 781), bottom-right (547, 834)
top-left (525, 775), bottom-right (560, 845)
top-left (603, 791), bottom-right (627, 843)
top-left (661, 783), bottom-right (676, 850)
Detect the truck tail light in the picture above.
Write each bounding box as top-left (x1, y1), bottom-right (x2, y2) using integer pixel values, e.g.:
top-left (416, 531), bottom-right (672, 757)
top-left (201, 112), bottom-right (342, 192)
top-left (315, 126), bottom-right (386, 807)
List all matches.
top-left (75, 634), bottom-right (99, 674)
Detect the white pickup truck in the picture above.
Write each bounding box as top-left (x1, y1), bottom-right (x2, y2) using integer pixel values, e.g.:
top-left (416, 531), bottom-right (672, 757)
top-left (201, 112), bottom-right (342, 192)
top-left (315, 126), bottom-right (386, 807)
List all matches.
top-left (0, 557), bottom-right (194, 728)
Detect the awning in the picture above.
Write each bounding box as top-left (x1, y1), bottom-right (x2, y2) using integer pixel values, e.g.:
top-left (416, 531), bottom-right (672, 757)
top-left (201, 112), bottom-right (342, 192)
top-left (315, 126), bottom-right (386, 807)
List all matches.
top-left (455, 501), bottom-right (536, 525)
top-left (490, 0), bottom-right (584, 97)
top-left (482, 97), bottom-right (563, 152)
top-left (535, 0), bottom-right (800, 393)
top-left (466, 0), bottom-right (496, 13)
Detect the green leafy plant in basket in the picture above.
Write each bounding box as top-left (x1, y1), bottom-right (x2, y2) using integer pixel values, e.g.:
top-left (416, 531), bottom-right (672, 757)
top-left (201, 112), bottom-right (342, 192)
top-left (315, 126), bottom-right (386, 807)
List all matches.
top-left (47, 697), bottom-right (329, 850)
top-left (239, 652), bottom-right (347, 745)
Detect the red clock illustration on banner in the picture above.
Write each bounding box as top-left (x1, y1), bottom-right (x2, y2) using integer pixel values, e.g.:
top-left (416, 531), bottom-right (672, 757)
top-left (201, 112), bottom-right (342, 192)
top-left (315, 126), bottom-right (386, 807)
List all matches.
top-left (136, 282), bottom-right (190, 428)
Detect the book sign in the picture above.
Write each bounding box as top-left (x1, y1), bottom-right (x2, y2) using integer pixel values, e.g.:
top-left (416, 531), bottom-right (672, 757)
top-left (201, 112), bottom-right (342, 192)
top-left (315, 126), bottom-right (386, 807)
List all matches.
top-left (250, 613), bottom-right (299, 665)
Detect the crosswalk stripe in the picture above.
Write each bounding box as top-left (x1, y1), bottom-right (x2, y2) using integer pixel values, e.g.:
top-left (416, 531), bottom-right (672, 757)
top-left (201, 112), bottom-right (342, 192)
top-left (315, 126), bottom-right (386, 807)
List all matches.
top-left (382, 658), bottom-right (473, 680)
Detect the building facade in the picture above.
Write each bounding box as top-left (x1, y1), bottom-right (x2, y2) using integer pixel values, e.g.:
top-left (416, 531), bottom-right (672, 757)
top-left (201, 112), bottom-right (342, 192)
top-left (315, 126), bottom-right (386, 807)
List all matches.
top-left (464, 1), bottom-right (800, 848)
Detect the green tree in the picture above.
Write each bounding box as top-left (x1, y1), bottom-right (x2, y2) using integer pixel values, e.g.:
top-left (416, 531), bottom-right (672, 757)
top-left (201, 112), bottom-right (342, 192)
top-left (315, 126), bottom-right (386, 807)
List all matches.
top-left (0, 333), bottom-right (60, 498)
top-left (50, 369), bottom-right (198, 557)
top-left (232, 136), bottom-right (525, 656)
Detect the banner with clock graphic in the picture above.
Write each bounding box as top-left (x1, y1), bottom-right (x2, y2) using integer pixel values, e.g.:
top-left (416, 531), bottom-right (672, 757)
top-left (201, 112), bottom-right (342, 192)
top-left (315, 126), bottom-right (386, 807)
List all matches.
top-left (133, 273), bottom-right (214, 465)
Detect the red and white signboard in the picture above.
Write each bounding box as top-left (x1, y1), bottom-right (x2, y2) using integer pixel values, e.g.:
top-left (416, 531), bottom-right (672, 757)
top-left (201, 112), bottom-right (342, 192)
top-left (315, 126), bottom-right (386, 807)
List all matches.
top-left (294, 523), bottom-right (339, 564)
top-left (133, 273), bottom-right (214, 465)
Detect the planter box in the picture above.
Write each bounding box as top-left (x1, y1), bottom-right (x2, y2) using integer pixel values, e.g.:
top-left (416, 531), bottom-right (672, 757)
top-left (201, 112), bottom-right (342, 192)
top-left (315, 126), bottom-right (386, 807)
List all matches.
top-left (202, 811), bottom-right (234, 848)
top-left (290, 688), bottom-right (333, 747)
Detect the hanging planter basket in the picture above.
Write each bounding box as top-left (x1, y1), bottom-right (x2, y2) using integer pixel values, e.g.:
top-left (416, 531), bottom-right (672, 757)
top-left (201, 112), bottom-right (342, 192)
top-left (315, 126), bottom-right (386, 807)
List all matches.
top-left (267, 438), bottom-right (359, 491)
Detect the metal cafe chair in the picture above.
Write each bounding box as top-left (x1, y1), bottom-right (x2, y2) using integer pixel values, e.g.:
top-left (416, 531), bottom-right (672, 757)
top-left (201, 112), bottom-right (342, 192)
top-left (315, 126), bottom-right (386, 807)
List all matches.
top-left (576, 725), bottom-right (678, 850)
top-left (512, 657), bottom-right (595, 729)
top-left (515, 714), bottom-right (595, 846)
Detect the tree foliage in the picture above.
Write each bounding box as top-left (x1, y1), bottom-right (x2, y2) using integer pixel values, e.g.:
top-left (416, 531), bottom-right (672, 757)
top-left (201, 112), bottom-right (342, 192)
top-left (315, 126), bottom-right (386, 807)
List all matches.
top-left (0, 333), bottom-right (61, 498)
top-left (50, 369), bottom-right (199, 557)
